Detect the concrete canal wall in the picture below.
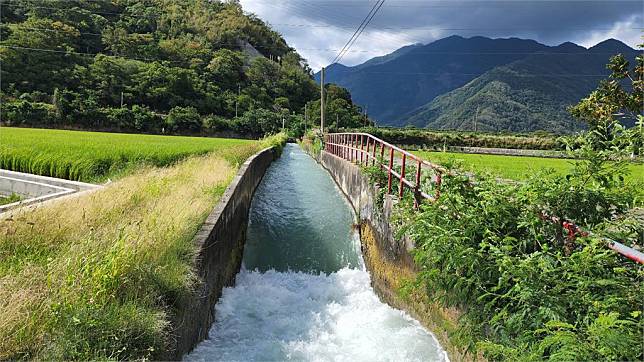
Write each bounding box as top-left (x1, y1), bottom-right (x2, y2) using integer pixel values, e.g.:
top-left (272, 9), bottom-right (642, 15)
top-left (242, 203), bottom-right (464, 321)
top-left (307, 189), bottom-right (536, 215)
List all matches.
top-left (316, 149), bottom-right (476, 361)
top-left (168, 147), bottom-right (277, 360)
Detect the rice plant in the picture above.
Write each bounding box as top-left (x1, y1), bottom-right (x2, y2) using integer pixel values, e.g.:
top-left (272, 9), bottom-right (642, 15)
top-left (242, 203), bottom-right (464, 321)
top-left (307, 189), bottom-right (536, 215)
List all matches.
top-left (0, 127), bottom-right (255, 182)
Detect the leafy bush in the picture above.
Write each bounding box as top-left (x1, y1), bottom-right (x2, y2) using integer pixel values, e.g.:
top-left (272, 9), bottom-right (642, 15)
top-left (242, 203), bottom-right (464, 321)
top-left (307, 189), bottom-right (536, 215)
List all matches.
top-left (165, 106), bottom-right (202, 133)
top-left (405, 155), bottom-right (642, 360)
top-left (350, 127), bottom-right (565, 150)
top-left (103, 105), bottom-right (162, 132)
top-left (0, 100), bottom-right (57, 126)
top-left (203, 115), bottom-right (232, 133)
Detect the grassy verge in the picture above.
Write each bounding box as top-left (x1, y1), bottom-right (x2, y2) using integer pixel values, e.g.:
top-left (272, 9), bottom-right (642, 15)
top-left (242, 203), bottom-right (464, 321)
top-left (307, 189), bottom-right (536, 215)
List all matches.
top-left (0, 127), bottom-right (255, 182)
top-left (0, 194), bottom-right (21, 206)
top-left (413, 150), bottom-right (644, 182)
top-left (0, 134), bottom-right (285, 360)
top-left (348, 127), bottom-right (563, 150)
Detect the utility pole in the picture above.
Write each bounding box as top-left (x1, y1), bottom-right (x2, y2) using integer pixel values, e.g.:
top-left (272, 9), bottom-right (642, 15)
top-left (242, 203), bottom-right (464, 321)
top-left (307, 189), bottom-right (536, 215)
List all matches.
top-left (320, 67), bottom-right (325, 134)
top-left (304, 103), bottom-right (308, 134)
top-left (120, 91), bottom-right (124, 108)
top-left (235, 85), bottom-right (241, 118)
top-left (474, 105), bottom-right (479, 132)
top-left (364, 106), bottom-right (368, 126)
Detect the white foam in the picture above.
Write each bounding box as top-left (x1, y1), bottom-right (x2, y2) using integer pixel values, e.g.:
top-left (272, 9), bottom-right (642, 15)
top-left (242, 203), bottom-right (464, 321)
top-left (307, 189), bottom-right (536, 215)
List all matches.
top-left (185, 267), bottom-right (448, 362)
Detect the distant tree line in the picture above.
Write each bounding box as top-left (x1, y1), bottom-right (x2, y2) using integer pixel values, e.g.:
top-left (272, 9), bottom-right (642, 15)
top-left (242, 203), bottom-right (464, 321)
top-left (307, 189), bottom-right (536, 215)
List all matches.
top-left (0, 0), bottom-right (370, 137)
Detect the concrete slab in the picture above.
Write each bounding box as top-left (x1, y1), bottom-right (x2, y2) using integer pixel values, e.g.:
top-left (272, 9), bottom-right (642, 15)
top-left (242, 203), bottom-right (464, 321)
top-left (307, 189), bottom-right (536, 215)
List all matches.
top-left (0, 169), bottom-right (102, 214)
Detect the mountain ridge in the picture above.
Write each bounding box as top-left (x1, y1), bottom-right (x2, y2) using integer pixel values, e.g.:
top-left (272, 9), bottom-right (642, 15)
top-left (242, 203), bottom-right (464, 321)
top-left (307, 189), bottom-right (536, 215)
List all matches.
top-left (315, 36), bottom-right (638, 133)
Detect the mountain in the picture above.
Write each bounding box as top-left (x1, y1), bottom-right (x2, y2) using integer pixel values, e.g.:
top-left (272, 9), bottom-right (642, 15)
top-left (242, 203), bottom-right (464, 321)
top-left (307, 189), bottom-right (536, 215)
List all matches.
top-left (401, 39), bottom-right (639, 133)
top-left (317, 36), bottom-right (638, 133)
top-left (316, 35), bottom-right (550, 125)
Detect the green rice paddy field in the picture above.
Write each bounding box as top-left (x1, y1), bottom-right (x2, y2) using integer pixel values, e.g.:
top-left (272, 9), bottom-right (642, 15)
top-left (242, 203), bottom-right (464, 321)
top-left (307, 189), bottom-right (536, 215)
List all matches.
top-left (413, 150), bottom-right (644, 182)
top-left (0, 127), bottom-right (256, 182)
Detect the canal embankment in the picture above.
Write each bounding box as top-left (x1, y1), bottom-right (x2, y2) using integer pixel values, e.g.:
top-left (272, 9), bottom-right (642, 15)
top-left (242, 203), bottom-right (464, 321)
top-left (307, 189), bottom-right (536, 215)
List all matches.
top-left (312, 147), bottom-right (476, 361)
top-left (168, 146), bottom-right (278, 359)
top-left (0, 137), bottom-right (283, 361)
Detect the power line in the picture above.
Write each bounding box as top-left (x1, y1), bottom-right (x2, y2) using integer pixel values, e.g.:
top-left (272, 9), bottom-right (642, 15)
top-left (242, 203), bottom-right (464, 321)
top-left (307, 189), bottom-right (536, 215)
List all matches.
top-left (0, 44), bottom-right (187, 64)
top-left (337, 0), bottom-right (386, 64)
top-left (331, 0), bottom-right (386, 65)
top-left (330, 0), bottom-right (383, 65)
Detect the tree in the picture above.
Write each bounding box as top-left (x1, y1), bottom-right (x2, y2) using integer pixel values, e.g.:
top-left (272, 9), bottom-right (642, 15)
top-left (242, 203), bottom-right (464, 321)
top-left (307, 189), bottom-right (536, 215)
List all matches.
top-left (570, 51), bottom-right (643, 156)
top-left (206, 49), bottom-right (244, 91)
top-left (306, 84), bottom-right (372, 130)
top-left (165, 106), bottom-right (202, 133)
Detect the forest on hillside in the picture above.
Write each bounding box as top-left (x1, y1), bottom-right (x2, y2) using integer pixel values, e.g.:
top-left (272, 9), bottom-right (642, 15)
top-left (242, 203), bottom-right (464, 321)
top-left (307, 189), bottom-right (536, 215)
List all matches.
top-left (0, 0), bottom-right (369, 136)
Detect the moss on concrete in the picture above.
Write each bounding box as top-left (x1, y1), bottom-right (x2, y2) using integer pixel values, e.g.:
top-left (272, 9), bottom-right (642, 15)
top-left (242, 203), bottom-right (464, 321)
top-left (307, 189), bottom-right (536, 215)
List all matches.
top-left (360, 219), bottom-right (483, 361)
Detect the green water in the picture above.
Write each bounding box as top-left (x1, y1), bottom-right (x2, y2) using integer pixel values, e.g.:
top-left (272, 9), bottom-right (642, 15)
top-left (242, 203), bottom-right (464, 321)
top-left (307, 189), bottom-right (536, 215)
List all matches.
top-left (243, 143), bottom-right (362, 273)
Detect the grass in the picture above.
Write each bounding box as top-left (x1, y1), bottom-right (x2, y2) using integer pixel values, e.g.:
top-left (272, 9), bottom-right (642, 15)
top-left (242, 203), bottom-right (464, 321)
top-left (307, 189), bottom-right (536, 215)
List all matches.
top-left (0, 133), bottom-right (287, 360)
top-left (0, 194), bottom-right (21, 206)
top-left (0, 127), bottom-right (256, 182)
top-left (413, 151), bottom-right (644, 182)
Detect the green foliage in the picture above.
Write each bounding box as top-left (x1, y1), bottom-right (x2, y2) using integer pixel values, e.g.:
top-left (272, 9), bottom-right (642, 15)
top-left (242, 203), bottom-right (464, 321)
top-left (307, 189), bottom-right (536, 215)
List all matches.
top-left (0, 100), bottom-right (56, 126)
top-left (569, 52), bottom-right (644, 156)
top-left (165, 106), bottom-right (202, 133)
top-left (404, 147), bottom-right (642, 360)
top-left (353, 126), bottom-right (564, 150)
top-left (0, 193), bottom-right (21, 206)
top-left (382, 57), bottom-right (643, 357)
top-left (0, 0), bottom-right (322, 137)
top-left (307, 84), bottom-right (373, 130)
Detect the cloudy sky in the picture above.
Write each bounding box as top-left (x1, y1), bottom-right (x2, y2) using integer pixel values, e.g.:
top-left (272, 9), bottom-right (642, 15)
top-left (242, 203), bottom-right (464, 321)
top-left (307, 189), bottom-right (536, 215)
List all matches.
top-left (238, 0), bottom-right (643, 70)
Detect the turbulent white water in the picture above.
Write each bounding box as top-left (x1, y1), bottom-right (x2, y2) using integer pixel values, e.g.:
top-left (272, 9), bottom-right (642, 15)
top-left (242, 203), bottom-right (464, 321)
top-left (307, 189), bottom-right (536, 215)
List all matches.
top-left (185, 144), bottom-right (448, 362)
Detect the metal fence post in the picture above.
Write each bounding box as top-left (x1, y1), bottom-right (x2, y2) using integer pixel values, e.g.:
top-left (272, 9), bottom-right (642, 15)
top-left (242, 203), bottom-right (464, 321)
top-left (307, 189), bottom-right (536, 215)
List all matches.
top-left (399, 153), bottom-right (406, 198)
top-left (387, 147), bottom-right (394, 194)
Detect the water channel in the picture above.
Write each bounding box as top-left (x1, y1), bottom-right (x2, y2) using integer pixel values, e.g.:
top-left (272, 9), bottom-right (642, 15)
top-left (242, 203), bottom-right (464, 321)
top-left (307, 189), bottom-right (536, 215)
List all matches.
top-left (185, 144), bottom-right (448, 361)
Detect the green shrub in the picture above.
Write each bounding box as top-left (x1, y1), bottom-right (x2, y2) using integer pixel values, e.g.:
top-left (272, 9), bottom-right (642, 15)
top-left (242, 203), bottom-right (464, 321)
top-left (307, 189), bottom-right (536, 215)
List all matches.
top-left (348, 127), bottom-right (565, 150)
top-left (0, 100), bottom-right (57, 126)
top-left (406, 158), bottom-right (643, 360)
top-left (165, 106), bottom-right (202, 133)
top-left (203, 115), bottom-right (232, 133)
top-left (103, 105), bottom-right (162, 132)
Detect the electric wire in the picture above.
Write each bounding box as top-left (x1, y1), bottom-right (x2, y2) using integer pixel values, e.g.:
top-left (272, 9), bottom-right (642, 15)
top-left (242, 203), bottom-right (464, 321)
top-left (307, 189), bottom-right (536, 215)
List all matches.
top-left (330, 0), bottom-right (383, 65)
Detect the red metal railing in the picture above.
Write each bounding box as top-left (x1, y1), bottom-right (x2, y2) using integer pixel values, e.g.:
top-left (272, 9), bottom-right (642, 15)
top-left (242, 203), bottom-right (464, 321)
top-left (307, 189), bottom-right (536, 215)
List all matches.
top-left (324, 132), bottom-right (446, 203)
top-left (323, 132), bottom-right (644, 265)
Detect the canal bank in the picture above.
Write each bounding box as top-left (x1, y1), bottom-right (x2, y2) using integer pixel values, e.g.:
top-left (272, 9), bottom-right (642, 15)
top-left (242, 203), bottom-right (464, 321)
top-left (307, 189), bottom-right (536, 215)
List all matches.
top-left (168, 146), bottom-right (278, 359)
top-left (185, 144), bottom-right (447, 361)
top-left (307, 142), bottom-right (474, 361)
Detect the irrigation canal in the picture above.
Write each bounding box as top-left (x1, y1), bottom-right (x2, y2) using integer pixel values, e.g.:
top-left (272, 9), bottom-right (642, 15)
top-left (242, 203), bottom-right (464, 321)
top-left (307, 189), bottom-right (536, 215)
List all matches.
top-left (185, 144), bottom-right (447, 361)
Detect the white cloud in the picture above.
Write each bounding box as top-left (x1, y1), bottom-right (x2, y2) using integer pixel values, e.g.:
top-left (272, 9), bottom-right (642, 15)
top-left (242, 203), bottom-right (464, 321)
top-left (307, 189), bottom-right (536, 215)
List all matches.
top-left (239, 0), bottom-right (643, 71)
top-left (576, 14), bottom-right (643, 49)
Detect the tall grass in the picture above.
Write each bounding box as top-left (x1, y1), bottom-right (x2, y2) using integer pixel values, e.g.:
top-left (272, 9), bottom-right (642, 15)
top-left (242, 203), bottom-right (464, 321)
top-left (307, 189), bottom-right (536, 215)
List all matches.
top-left (0, 127), bottom-right (255, 182)
top-left (0, 138), bottom-right (278, 360)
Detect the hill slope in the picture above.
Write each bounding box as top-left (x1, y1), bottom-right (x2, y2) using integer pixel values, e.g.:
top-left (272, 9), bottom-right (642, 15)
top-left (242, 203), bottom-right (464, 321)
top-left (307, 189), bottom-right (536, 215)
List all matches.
top-left (401, 39), bottom-right (639, 133)
top-left (0, 0), bottom-right (320, 135)
top-left (316, 36), bottom-right (549, 125)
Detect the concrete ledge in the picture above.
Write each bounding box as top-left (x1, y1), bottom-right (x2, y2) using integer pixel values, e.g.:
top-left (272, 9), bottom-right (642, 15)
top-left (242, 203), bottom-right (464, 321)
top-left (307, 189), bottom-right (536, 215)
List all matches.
top-left (0, 169), bottom-right (100, 192)
top-left (0, 169), bottom-right (102, 214)
top-left (166, 147), bottom-right (278, 360)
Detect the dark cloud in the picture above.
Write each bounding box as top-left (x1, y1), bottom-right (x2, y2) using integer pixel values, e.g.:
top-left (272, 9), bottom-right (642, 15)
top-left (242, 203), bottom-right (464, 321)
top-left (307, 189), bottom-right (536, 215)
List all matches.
top-left (240, 0), bottom-right (643, 70)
